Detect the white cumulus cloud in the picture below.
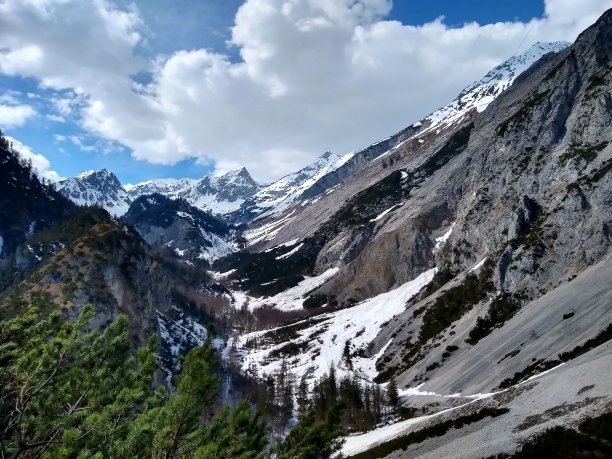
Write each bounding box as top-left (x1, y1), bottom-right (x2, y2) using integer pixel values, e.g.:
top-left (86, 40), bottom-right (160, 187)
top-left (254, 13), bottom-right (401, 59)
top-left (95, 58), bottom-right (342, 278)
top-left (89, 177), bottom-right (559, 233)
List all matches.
top-left (0, 0), bottom-right (610, 181)
top-left (0, 104), bottom-right (36, 127)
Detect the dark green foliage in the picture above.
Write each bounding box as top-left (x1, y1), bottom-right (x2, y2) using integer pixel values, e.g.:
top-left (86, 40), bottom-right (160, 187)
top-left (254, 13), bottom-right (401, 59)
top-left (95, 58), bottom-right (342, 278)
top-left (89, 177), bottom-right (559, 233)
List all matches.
top-left (387, 377), bottom-right (399, 412)
top-left (267, 340), bottom-right (309, 359)
top-left (0, 304), bottom-right (157, 458)
top-left (492, 411), bottom-right (612, 458)
top-left (496, 90), bottom-right (551, 137)
top-left (0, 303), bottom-right (270, 458)
top-left (499, 324), bottom-right (612, 388)
top-left (578, 411), bottom-right (612, 442)
top-left (424, 268), bottom-right (457, 296)
top-left (560, 141), bottom-right (609, 164)
top-left (348, 408), bottom-right (509, 459)
top-left (558, 323), bottom-right (612, 361)
top-left (590, 158), bottom-right (612, 183)
top-left (215, 239), bottom-right (319, 296)
top-left (275, 403), bottom-right (345, 459)
top-left (195, 400), bottom-right (267, 458)
top-left (302, 368), bottom-right (386, 435)
top-left (304, 293), bottom-right (338, 309)
top-left (498, 359), bottom-right (558, 389)
top-left (419, 260), bottom-right (494, 343)
top-left (510, 425), bottom-right (612, 458)
top-left (0, 130), bottom-right (75, 260)
top-left (465, 293), bottom-right (522, 345)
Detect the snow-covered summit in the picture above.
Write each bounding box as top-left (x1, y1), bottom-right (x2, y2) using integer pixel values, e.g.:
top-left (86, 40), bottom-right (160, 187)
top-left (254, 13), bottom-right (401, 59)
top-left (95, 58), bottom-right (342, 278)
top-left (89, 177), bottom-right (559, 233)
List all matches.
top-left (234, 151), bottom-right (354, 221)
top-left (57, 169), bottom-right (131, 216)
top-left (423, 41), bottom-right (570, 129)
top-left (126, 167), bottom-right (261, 216)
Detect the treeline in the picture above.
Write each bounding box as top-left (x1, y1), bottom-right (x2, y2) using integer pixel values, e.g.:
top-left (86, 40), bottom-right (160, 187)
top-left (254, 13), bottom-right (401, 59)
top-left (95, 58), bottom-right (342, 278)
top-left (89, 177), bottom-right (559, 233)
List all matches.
top-left (0, 130), bottom-right (58, 190)
top-left (0, 303), bottom-right (345, 458)
top-left (242, 360), bottom-right (401, 438)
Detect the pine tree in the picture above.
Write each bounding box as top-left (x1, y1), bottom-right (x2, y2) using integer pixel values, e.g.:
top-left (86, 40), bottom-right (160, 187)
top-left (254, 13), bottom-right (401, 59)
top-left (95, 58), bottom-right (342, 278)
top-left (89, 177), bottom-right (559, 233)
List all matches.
top-left (195, 400), bottom-right (267, 459)
top-left (387, 376), bottom-right (400, 414)
top-left (296, 375), bottom-right (310, 414)
top-left (0, 305), bottom-right (157, 458)
top-left (275, 402), bottom-right (345, 459)
top-left (0, 303), bottom-right (271, 458)
top-left (328, 365), bottom-right (338, 401)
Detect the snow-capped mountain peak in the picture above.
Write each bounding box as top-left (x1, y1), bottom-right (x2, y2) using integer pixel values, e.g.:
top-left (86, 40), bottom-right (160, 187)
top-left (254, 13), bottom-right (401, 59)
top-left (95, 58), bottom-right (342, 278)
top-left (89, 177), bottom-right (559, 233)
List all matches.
top-left (423, 41), bottom-right (570, 129)
top-left (233, 151), bottom-right (355, 223)
top-left (126, 167), bottom-right (261, 216)
top-left (57, 169), bottom-right (131, 216)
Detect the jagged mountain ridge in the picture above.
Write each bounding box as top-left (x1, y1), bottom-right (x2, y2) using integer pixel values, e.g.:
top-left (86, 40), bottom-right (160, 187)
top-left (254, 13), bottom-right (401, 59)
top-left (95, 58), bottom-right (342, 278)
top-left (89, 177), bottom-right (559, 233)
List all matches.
top-left (57, 169), bottom-right (132, 217)
top-left (228, 151), bottom-right (356, 224)
top-left (238, 41), bottom-right (571, 248)
top-left (126, 167), bottom-right (261, 216)
top-left (54, 42), bottom-right (568, 228)
top-left (57, 167), bottom-right (261, 218)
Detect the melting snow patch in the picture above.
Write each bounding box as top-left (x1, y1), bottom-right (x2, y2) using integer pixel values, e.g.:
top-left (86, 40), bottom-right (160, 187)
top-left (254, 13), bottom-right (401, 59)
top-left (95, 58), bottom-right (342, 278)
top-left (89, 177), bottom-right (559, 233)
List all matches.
top-left (370, 204), bottom-right (402, 222)
top-left (433, 223), bottom-right (455, 252)
top-left (239, 267), bottom-right (340, 312)
top-left (275, 243), bottom-right (304, 260)
top-left (237, 268), bottom-right (437, 383)
top-left (264, 238), bottom-right (300, 253)
top-left (469, 258), bottom-right (488, 272)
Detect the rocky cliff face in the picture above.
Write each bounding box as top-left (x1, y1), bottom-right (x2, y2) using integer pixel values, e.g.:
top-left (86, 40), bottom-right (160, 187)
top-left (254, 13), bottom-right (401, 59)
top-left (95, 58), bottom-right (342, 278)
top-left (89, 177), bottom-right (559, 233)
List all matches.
top-left (227, 10), bottom-right (612, 439)
top-left (57, 169), bottom-right (131, 216)
top-left (124, 193), bottom-right (235, 265)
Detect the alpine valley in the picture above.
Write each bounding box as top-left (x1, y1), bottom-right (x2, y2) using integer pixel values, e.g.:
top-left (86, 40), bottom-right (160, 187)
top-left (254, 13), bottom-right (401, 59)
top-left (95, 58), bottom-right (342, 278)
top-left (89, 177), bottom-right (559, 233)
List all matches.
top-left (1, 9), bottom-right (612, 459)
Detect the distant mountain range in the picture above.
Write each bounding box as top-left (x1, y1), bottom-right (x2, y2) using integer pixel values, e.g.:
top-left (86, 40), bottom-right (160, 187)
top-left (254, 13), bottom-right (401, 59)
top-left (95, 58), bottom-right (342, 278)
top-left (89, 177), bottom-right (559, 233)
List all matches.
top-left (55, 42), bottom-right (570, 226)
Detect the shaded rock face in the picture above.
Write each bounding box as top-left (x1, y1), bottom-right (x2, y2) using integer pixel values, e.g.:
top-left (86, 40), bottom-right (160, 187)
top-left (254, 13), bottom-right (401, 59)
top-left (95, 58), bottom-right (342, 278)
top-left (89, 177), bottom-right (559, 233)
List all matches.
top-left (123, 194), bottom-right (234, 265)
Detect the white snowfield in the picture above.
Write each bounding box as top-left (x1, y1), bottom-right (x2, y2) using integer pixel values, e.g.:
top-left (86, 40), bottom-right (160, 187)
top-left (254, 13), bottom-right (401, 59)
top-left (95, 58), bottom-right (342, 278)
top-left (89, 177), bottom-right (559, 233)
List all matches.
top-left (374, 42), bottom-right (569, 165)
top-left (233, 267), bottom-right (340, 312)
top-left (236, 268), bottom-right (437, 384)
top-left (246, 151), bottom-right (355, 220)
top-left (433, 222), bottom-right (455, 252)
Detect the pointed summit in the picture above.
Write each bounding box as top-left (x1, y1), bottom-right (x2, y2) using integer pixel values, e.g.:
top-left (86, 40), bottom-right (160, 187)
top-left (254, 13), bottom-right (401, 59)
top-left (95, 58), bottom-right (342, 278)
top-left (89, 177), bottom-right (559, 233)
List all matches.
top-left (57, 169), bottom-right (131, 216)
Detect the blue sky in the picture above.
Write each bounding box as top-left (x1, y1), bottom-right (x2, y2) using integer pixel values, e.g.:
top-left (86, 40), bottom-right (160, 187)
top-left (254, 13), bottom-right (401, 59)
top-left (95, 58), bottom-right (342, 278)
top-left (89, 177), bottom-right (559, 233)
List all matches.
top-left (0, 0), bottom-right (607, 184)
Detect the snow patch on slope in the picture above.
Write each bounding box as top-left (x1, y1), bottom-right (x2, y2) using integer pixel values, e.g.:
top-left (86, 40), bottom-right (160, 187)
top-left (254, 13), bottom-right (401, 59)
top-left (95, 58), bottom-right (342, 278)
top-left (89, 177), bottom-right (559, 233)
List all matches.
top-left (240, 151), bottom-right (355, 221)
top-left (236, 267), bottom-right (340, 312)
top-left (434, 222), bottom-right (455, 252)
top-left (236, 268), bottom-right (437, 384)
